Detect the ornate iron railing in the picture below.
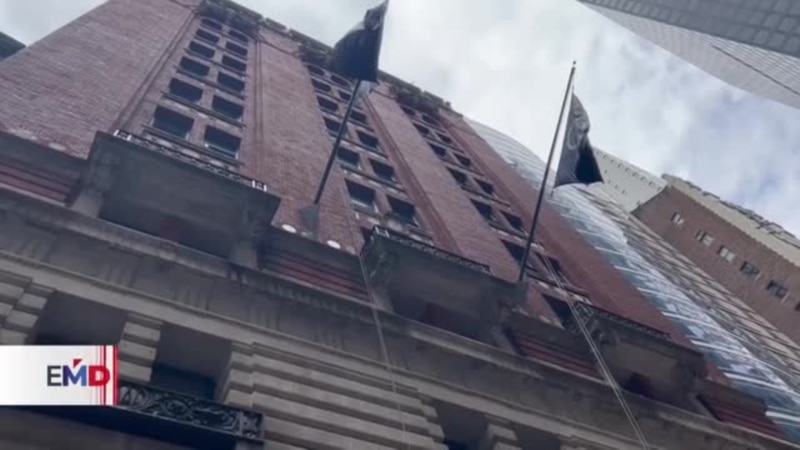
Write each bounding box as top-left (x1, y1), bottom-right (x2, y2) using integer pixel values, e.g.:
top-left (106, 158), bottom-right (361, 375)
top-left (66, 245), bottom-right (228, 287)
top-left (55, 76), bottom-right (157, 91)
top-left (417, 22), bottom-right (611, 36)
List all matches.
top-left (364, 226), bottom-right (491, 274)
top-left (571, 302), bottom-right (673, 342)
top-left (112, 130), bottom-right (269, 193)
top-left (117, 381), bottom-right (262, 440)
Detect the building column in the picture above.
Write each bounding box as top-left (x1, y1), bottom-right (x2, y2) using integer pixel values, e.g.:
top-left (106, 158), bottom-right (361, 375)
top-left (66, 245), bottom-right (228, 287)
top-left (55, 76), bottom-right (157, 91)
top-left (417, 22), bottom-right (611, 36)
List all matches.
top-left (217, 341), bottom-right (255, 409)
top-left (478, 416), bottom-right (522, 450)
top-left (117, 313), bottom-right (162, 382)
top-left (0, 272), bottom-right (51, 345)
top-left (71, 150), bottom-right (119, 217)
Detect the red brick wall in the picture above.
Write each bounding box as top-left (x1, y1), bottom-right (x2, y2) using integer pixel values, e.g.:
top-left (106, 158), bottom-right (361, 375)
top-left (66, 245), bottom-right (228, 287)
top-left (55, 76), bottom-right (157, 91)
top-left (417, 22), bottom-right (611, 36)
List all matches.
top-left (634, 186), bottom-right (800, 345)
top-left (0, 0), bottom-right (198, 158)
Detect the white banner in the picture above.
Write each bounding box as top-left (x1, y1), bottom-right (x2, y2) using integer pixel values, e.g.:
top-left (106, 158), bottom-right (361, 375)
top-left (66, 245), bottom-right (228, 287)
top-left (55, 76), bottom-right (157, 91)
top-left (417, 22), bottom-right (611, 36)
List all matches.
top-left (0, 345), bottom-right (117, 405)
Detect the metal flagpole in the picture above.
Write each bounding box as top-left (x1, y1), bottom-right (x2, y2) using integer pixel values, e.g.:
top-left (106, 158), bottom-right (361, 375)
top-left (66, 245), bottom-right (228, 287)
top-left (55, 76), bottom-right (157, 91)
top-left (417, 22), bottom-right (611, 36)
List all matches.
top-left (517, 62), bottom-right (576, 283)
top-left (301, 79), bottom-right (363, 233)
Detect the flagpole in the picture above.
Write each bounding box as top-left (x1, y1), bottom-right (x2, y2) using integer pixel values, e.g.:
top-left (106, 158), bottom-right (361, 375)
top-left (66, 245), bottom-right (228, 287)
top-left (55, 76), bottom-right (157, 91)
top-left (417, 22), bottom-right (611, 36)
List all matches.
top-left (517, 62), bottom-right (576, 283)
top-left (301, 79), bottom-right (363, 233)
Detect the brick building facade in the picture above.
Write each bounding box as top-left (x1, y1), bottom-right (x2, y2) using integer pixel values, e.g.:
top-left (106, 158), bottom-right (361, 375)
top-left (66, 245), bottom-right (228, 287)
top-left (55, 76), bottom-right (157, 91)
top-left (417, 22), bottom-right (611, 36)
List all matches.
top-left (0, 0), bottom-right (796, 449)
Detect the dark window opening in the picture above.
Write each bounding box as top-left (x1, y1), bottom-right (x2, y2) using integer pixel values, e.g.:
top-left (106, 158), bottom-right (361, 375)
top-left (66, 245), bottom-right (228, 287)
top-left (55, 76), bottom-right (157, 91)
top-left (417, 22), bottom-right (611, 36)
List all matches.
top-left (740, 261), bottom-right (760, 278)
top-left (203, 126), bottom-right (241, 157)
top-left (502, 212), bottom-right (524, 232)
top-left (351, 110), bottom-right (369, 125)
top-left (317, 96), bottom-right (339, 113)
top-left (346, 181), bottom-right (377, 212)
top-left (357, 131), bottom-right (379, 149)
top-left (221, 55), bottom-right (246, 72)
top-left (152, 107), bottom-right (194, 139)
top-left (438, 133), bottom-right (453, 145)
top-left (168, 78), bottom-right (203, 103)
top-left (201, 18), bottom-right (223, 31)
top-left (337, 147), bottom-right (360, 169)
top-left (217, 72), bottom-right (245, 93)
top-left (430, 143), bottom-right (447, 159)
top-left (312, 79), bottom-right (332, 93)
top-left (766, 280), bottom-right (789, 300)
top-left (151, 363), bottom-right (216, 400)
top-left (225, 42), bottom-right (248, 58)
top-left (324, 117), bottom-right (342, 134)
top-left (195, 28), bottom-right (220, 45)
top-left (371, 160), bottom-right (395, 182)
top-left (229, 30), bottom-right (249, 43)
top-left (307, 65), bottom-right (326, 77)
top-left (414, 123), bottom-right (430, 136)
top-left (622, 373), bottom-right (656, 400)
top-left (434, 402), bottom-right (487, 450)
top-left (180, 57), bottom-right (210, 78)
top-left (387, 197), bottom-right (418, 225)
top-left (538, 254), bottom-right (569, 284)
top-left (502, 241), bottom-right (526, 264)
top-left (401, 106), bottom-right (416, 116)
top-left (471, 200), bottom-right (495, 222)
top-left (422, 114), bottom-right (440, 126)
top-left (330, 74), bottom-right (350, 87)
top-left (189, 41), bottom-right (215, 59)
top-left (475, 179), bottom-right (494, 196)
top-left (211, 96), bottom-right (244, 120)
top-left (338, 90), bottom-right (352, 101)
top-left (543, 295), bottom-right (577, 330)
top-left (455, 154), bottom-right (472, 167)
top-left (447, 168), bottom-right (468, 186)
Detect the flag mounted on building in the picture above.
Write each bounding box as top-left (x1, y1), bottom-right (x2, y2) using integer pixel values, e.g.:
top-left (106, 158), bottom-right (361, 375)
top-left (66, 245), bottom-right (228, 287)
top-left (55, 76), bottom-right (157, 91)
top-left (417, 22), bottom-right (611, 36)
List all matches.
top-left (553, 94), bottom-right (603, 188)
top-left (331, 0), bottom-right (389, 83)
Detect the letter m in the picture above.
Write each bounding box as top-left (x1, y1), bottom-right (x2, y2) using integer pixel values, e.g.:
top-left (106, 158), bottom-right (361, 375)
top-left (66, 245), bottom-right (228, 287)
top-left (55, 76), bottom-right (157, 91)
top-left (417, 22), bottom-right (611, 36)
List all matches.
top-left (63, 365), bottom-right (87, 386)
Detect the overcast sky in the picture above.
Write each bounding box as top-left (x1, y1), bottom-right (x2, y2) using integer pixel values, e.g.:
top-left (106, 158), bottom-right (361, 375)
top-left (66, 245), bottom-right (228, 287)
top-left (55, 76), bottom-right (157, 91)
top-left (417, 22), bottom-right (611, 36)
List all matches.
top-left (2, 0), bottom-right (799, 236)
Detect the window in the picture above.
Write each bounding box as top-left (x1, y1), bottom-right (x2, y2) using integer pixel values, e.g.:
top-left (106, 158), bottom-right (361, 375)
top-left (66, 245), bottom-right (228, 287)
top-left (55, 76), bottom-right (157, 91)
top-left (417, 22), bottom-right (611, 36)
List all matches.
top-left (221, 55), bottom-right (246, 72)
top-left (337, 147), bottom-right (360, 169)
top-left (312, 79), bottom-right (332, 93)
top-left (387, 197), bottom-right (418, 225)
top-left (211, 96), bottom-right (244, 120)
top-left (471, 200), bottom-right (495, 222)
top-left (538, 254), bottom-right (569, 284)
top-left (766, 280), bottom-right (789, 300)
top-left (671, 212), bottom-right (685, 226)
top-left (189, 41), bottom-right (215, 59)
top-left (168, 78), bottom-right (203, 103)
top-left (422, 114), bottom-right (440, 127)
top-left (401, 106), bottom-right (416, 116)
top-left (225, 42), bottom-right (248, 58)
top-left (357, 131), bottom-right (379, 149)
top-left (429, 143), bottom-right (447, 159)
top-left (324, 117), bottom-right (342, 134)
top-left (195, 28), bottom-right (220, 45)
top-left (740, 261), bottom-right (760, 278)
top-left (307, 65), bottom-right (326, 77)
top-left (371, 160), bottom-right (395, 182)
top-left (502, 212), bottom-right (524, 232)
top-left (229, 30), bottom-right (249, 43)
top-left (414, 123), bottom-right (431, 136)
top-left (502, 241), bottom-right (526, 264)
top-left (695, 230), bottom-right (714, 247)
top-left (475, 179), bottom-right (494, 196)
top-left (217, 72), bottom-right (245, 93)
top-left (338, 90), bottom-right (352, 101)
top-left (717, 245), bottom-right (736, 262)
top-left (454, 154), bottom-right (472, 168)
top-left (437, 133), bottom-right (453, 145)
top-left (152, 107), bottom-right (194, 139)
top-left (317, 96), bottom-right (339, 113)
top-left (151, 363), bottom-right (216, 400)
top-left (330, 74), bottom-right (350, 87)
top-left (447, 168), bottom-right (467, 186)
top-left (201, 18), bottom-right (223, 31)
top-left (203, 126), bottom-right (240, 157)
top-left (350, 110), bottom-right (368, 126)
top-left (346, 181), bottom-right (377, 212)
top-left (180, 57), bottom-right (210, 78)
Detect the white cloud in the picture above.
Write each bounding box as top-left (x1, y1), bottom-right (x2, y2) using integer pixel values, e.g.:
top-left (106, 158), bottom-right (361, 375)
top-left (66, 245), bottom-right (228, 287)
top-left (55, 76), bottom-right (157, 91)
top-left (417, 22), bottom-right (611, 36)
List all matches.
top-left (2, 0), bottom-right (799, 236)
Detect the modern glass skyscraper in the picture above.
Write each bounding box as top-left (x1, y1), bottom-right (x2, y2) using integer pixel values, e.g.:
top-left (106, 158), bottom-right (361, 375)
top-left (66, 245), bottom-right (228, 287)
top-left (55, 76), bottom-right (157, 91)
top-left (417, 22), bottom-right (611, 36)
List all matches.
top-left (577, 0), bottom-right (800, 109)
top-left (469, 119), bottom-right (800, 441)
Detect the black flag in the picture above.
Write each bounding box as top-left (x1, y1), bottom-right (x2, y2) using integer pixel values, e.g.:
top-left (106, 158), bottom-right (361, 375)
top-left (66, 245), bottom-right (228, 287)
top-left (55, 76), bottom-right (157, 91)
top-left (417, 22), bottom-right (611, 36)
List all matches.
top-left (331, 1), bottom-right (389, 82)
top-left (554, 94), bottom-right (603, 188)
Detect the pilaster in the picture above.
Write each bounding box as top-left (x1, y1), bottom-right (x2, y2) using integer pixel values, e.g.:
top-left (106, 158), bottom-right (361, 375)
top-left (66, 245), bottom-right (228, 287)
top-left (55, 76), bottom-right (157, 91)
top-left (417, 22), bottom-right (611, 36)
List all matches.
top-left (218, 341), bottom-right (255, 409)
top-left (478, 416), bottom-right (522, 450)
top-left (117, 312), bottom-right (162, 382)
top-left (0, 272), bottom-right (50, 345)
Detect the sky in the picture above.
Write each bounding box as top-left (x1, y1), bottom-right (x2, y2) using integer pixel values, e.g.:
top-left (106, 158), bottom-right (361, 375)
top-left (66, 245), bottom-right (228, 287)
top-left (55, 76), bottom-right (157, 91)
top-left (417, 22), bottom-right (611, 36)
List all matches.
top-left (1, 0), bottom-right (799, 236)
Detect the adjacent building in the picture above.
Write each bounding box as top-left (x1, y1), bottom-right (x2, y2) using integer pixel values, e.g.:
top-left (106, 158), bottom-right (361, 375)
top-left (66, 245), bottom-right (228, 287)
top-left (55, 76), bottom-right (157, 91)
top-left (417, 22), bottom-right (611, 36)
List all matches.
top-left (0, 32), bottom-right (24, 60)
top-left (635, 175), bottom-right (800, 346)
top-left (577, 0), bottom-right (800, 110)
top-left (589, 148), bottom-right (665, 212)
top-left (0, 0), bottom-right (797, 449)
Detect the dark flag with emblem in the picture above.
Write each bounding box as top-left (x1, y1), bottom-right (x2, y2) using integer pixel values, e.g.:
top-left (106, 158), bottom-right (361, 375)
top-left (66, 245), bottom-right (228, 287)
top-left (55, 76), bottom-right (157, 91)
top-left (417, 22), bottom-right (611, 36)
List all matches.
top-left (553, 94), bottom-right (603, 188)
top-left (331, 0), bottom-right (389, 82)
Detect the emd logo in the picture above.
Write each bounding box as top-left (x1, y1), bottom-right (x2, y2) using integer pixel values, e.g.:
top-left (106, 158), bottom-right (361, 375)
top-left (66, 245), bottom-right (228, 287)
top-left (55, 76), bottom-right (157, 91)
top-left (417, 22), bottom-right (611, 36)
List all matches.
top-left (47, 358), bottom-right (111, 387)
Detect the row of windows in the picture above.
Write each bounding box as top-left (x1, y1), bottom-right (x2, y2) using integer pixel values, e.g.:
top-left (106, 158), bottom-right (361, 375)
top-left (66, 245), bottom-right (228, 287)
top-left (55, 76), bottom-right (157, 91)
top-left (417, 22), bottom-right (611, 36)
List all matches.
top-left (346, 181), bottom-right (418, 226)
top-left (678, 214), bottom-right (792, 302)
top-left (152, 107), bottom-right (240, 158)
top-left (179, 57), bottom-right (245, 93)
top-left (188, 40), bottom-right (247, 73)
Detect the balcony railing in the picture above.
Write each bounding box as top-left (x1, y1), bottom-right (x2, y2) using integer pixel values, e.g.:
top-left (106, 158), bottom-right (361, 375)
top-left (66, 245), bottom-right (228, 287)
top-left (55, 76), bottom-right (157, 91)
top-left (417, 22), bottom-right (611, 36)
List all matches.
top-left (112, 130), bottom-right (268, 192)
top-left (364, 226), bottom-right (491, 274)
top-left (571, 301), bottom-right (672, 342)
top-left (118, 381), bottom-right (263, 440)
